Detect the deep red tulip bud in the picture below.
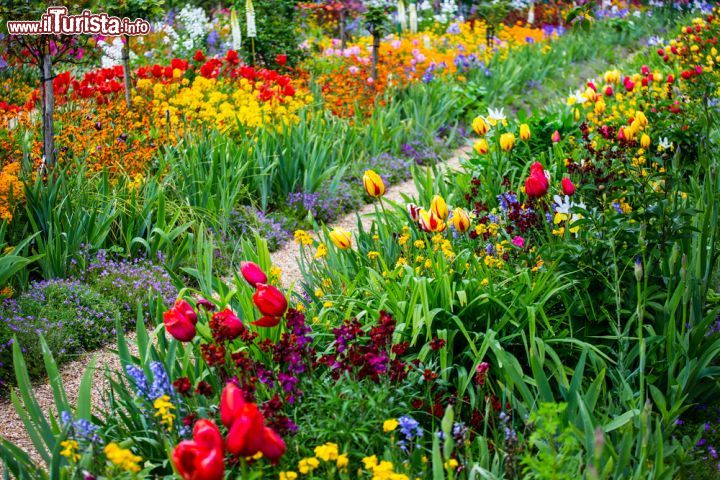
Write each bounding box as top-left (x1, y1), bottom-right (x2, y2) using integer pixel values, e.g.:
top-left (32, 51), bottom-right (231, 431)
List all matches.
top-left (252, 284), bottom-right (288, 317)
top-left (561, 177), bottom-right (575, 196)
top-left (641, 65), bottom-right (650, 76)
top-left (605, 86), bottom-right (613, 96)
top-left (657, 48), bottom-right (664, 56)
top-left (164, 300), bottom-right (198, 342)
top-left (624, 79), bottom-right (634, 92)
top-left (172, 420), bottom-right (225, 480)
top-left (240, 261), bottom-right (267, 288)
top-left (275, 53), bottom-right (287, 66)
top-left (193, 50), bottom-right (205, 62)
top-left (667, 74), bottom-right (675, 84)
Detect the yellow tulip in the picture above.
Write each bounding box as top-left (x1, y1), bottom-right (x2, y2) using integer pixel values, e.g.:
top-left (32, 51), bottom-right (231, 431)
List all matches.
top-left (363, 170), bottom-right (385, 198)
top-left (594, 99), bottom-right (605, 115)
top-left (452, 208), bottom-right (470, 233)
top-left (641, 134), bottom-right (651, 149)
top-left (471, 116), bottom-right (490, 136)
top-left (474, 138), bottom-right (489, 155)
top-left (329, 228), bottom-right (352, 249)
top-left (519, 124), bottom-right (531, 141)
top-left (499, 132), bottom-right (516, 152)
top-left (634, 111), bottom-right (648, 128)
top-left (419, 209), bottom-right (446, 233)
top-left (430, 195), bottom-right (449, 220)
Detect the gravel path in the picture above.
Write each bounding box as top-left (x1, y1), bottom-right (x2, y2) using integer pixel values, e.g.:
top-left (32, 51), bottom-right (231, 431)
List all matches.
top-left (0, 143), bottom-right (471, 465)
top-left (270, 144), bottom-right (472, 289)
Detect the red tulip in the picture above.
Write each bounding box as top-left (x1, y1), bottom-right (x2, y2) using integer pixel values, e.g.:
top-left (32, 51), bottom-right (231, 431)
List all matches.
top-left (252, 284), bottom-right (288, 317)
top-left (605, 86), bottom-right (613, 96)
top-left (275, 54), bottom-right (287, 66)
top-left (525, 173), bottom-right (548, 199)
top-left (172, 420), bottom-right (225, 480)
top-left (260, 426), bottom-right (286, 463)
top-left (211, 309), bottom-right (245, 341)
top-left (641, 65), bottom-right (650, 76)
top-left (252, 315), bottom-right (281, 328)
top-left (624, 79), bottom-right (634, 92)
top-left (667, 74), bottom-right (675, 84)
top-left (551, 130), bottom-right (561, 143)
top-left (226, 402), bottom-right (265, 457)
top-left (220, 382), bottom-right (246, 428)
top-left (193, 50), bottom-right (205, 62)
top-left (240, 261), bottom-right (267, 288)
top-left (164, 300), bottom-right (198, 342)
top-left (175, 299), bottom-right (198, 324)
top-left (530, 161), bottom-right (545, 175)
top-left (561, 177), bottom-right (575, 196)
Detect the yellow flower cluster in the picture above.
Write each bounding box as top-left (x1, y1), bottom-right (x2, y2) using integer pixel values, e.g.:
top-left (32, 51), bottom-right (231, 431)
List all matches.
top-left (60, 440), bottom-right (80, 463)
top-left (294, 229), bottom-right (314, 246)
top-left (104, 442), bottom-right (142, 473)
top-left (288, 442), bottom-right (349, 478)
top-left (153, 394), bottom-right (175, 429)
top-left (136, 76), bottom-right (309, 134)
top-left (362, 455), bottom-right (409, 480)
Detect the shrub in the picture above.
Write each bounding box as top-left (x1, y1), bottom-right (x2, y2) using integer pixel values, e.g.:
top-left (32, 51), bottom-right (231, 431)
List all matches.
top-left (79, 251), bottom-right (177, 326)
top-left (0, 279), bottom-right (120, 384)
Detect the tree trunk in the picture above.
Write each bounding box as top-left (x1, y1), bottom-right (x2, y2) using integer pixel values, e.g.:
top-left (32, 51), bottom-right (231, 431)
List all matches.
top-left (41, 46), bottom-right (55, 168)
top-left (339, 8), bottom-right (347, 49)
top-left (371, 32), bottom-right (380, 82)
top-left (122, 34), bottom-right (131, 109)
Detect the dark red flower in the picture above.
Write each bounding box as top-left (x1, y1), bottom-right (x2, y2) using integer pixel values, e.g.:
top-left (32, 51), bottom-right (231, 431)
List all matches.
top-left (252, 284), bottom-right (288, 317)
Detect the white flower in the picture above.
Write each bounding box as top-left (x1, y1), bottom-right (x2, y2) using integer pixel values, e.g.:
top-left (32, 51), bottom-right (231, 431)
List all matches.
top-left (487, 107), bottom-right (506, 124)
top-left (658, 137), bottom-right (673, 151)
top-left (554, 195), bottom-right (585, 222)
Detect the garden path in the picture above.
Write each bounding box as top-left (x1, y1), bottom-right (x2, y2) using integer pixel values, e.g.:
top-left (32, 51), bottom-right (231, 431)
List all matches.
top-left (0, 143), bottom-right (472, 462)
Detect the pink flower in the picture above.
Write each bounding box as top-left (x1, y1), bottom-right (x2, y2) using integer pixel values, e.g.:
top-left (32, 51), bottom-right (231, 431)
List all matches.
top-left (551, 130), bottom-right (561, 143)
top-left (512, 236), bottom-right (525, 248)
